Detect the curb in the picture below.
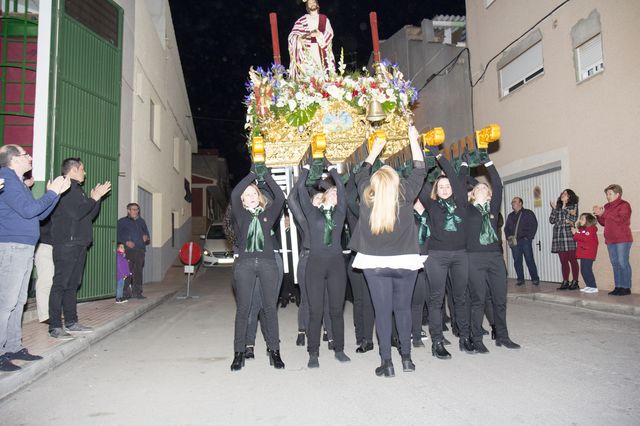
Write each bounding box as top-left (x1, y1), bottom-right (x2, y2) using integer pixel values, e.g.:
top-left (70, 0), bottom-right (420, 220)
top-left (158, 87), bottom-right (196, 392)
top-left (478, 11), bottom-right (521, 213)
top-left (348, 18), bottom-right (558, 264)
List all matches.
top-left (0, 289), bottom-right (178, 402)
top-left (508, 292), bottom-right (640, 317)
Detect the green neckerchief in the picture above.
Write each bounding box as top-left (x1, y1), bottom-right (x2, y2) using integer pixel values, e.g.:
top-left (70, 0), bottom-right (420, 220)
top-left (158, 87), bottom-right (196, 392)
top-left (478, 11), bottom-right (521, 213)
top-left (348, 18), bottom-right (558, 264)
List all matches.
top-left (246, 206), bottom-right (265, 252)
top-left (438, 198), bottom-right (462, 232)
top-left (414, 211), bottom-right (430, 245)
top-left (320, 205), bottom-right (336, 246)
top-left (475, 202), bottom-right (498, 245)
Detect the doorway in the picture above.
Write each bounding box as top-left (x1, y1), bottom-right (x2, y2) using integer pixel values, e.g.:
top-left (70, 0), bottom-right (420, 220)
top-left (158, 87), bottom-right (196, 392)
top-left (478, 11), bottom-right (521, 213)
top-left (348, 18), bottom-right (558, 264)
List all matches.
top-left (503, 167), bottom-right (563, 283)
top-left (137, 186), bottom-right (155, 283)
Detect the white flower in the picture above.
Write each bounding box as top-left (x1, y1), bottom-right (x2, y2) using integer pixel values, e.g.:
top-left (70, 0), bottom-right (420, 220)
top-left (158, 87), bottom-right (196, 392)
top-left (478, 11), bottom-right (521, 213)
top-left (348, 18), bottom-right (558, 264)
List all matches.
top-left (357, 96), bottom-right (366, 107)
top-left (400, 93), bottom-right (408, 104)
top-left (288, 99), bottom-right (297, 111)
top-left (345, 92), bottom-right (353, 101)
top-left (295, 91), bottom-right (304, 101)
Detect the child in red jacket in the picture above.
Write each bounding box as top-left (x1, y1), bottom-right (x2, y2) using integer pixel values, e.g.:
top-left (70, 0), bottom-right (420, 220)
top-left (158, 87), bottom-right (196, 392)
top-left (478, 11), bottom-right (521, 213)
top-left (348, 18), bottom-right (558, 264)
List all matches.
top-left (571, 213), bottom-right (599, 293)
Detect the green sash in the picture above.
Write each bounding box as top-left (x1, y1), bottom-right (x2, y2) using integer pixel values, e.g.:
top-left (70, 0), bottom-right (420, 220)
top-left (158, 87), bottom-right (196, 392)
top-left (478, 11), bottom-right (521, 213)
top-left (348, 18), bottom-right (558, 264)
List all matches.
top-left (414, 211), bottom-right (430, 245)
top-left (246, 207), bottom-right (265, 252)
top-left (438, 198), bottom-right (462, 232)
top-left (320, 205), bottom-right (336, 246)
top-left (475, 202), bottom-right (498, 245)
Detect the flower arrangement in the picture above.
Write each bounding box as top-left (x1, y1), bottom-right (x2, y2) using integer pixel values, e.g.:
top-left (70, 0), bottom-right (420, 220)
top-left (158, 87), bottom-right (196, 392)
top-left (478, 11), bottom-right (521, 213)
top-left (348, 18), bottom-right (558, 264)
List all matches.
top-left (244, 56), bottom-right (418, 141)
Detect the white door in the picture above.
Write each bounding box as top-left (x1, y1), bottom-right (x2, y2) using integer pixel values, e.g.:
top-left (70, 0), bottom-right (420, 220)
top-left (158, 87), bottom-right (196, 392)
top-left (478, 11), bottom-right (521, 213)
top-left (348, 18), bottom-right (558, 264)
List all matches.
top-left (503, 167), bottom-right (563, 283)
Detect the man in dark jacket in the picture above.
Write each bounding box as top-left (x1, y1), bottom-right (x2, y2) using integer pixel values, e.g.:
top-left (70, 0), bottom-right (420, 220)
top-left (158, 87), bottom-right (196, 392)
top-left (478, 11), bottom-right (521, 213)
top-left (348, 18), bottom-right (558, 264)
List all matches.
top-left (48, 158), bottom-right (111, 339)
top-left (117, 203), bottom-right (150, 299)
top-left (504, 197), bottom-right (540, 285)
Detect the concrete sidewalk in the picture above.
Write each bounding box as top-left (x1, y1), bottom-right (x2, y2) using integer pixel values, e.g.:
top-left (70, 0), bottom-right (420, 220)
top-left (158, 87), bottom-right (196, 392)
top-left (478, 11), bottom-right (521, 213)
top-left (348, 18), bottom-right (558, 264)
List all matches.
top-left (0, 268), bottom-right (637, 401)
top-left (0, 263), bottom-right (198, 401)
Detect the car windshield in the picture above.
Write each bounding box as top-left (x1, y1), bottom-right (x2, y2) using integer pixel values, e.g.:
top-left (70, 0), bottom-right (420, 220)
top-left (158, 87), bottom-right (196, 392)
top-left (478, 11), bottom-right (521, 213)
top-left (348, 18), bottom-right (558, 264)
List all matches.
top-left (207, 225), bottom-right (226, 240)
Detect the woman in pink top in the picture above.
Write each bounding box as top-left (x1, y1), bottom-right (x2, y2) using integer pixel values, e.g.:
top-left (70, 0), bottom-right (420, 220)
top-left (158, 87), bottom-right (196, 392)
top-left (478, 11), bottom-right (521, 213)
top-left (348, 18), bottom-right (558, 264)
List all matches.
top-left (593, 184), bottom-right (633, 296)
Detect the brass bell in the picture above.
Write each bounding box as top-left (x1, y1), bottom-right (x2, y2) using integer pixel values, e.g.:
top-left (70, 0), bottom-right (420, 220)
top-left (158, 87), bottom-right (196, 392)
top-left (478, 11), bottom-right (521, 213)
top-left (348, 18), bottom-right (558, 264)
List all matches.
top-left (366, 100), bottom-right (386, 123)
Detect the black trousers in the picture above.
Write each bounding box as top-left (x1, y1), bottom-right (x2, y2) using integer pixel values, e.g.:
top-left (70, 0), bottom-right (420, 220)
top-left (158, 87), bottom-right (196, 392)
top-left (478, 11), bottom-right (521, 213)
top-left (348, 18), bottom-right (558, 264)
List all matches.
top-left (49, 244), bottom-right (88, 329)
top-left (305, 253), bottom-right (346, 354)
top-left (411, 270), bottom-right (428, 338)
top-left (348, 254), bottom-right (374, 345)
top-left (297, 251), bottom-right (309, 332)
top-left (364, 268), bottom-right (417, 360)
top-left (426, 250), bottom-right (470, 343)
top-left (125, 247), bottom-right (145, 296)
top-left (233, 256), bottom-right (280, 352)
top-left (245, 254), bottom-right (282, 346)
top-left (468, 251), bottom-right (509, 342)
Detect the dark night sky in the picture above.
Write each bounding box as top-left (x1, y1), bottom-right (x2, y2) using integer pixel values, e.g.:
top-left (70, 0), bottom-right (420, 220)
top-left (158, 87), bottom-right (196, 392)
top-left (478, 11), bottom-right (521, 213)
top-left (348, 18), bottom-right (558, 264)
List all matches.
top-left (169, 0), bottom-right (466, 183)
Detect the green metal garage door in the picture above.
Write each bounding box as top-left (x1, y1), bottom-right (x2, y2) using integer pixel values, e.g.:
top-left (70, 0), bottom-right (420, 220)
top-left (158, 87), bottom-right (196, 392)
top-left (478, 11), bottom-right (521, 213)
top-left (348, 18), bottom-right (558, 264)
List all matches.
top-left (48, 0), bottom-right (123, 300)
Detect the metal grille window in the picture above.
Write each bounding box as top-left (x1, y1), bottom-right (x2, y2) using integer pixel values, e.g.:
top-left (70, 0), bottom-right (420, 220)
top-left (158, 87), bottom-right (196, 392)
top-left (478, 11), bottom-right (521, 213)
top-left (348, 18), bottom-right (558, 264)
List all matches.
top-left (499, 41), bottom-right (544, 97)
top-left (576, 34), bottom-right (603, 81)
top-left (65, 0), bottom-right (119, 47)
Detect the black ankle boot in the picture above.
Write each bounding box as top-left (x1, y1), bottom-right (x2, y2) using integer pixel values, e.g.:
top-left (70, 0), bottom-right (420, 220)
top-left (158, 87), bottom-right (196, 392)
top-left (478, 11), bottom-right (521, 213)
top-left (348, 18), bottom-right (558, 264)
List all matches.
top-left (474, 340), bottom-right (490, 354)
top-left (267, 349), bottom-right (285, 369)
top-left (558, 280), bottom-right (570, 290)
top-left (375, 359), bottom-right (395, 377)
top-left (230, 352), bottom-right (245, 371)
top-left (296, 332), bottom-right (305, 346)
top-left (568, 280), bottom-right (580, 290)
top-left (401, 354), bottom-right (415, 372)
top-left (431, 341), bottom-right (451, 359)
top-left (490, 325), bottom-right (496, 340)
top-left (459, 337), bottom-right (476, 354)
top-left (244, 346), bottom-right (255, 359)
top-left (496, 337), bottom-right (521, 349)
top-left (356, 341), bottom-right (374, 353)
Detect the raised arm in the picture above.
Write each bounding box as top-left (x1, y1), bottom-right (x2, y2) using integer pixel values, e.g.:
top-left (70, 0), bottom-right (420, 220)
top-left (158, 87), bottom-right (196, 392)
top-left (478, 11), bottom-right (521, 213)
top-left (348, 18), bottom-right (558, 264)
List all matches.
top-left (288, 168), bottom-right (308, 226)
top-left (264, 170), bottom-right (285, 216)
top-left (485, 161), bottom-right (503, 215)
top-left (297, 166), bottom-right (315, 216)
top-left (436, 154), bottom-right (467, 207)
top-left (329, 168), bottom-right (346, 215)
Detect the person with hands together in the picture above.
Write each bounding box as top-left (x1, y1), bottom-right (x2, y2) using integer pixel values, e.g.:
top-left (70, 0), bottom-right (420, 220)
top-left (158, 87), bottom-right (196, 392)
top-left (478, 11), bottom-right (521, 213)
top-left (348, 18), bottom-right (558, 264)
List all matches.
top-left (349, 126), bottom-right (426, 377)
top-left (549, 189), bottom-right (580, 290)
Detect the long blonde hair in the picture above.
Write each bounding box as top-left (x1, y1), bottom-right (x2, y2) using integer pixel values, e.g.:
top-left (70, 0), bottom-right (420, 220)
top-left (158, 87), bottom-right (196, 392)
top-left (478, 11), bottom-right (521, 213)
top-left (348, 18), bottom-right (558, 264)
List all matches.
top-left (241, 183), bottom-right (268, 209)
top-left (364, 166), bottom-right (400, 235)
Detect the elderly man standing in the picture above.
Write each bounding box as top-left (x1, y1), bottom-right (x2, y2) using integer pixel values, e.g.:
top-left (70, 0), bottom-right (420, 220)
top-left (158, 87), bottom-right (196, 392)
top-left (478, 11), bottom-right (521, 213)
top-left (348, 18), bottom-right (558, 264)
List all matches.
top-left (0, 144), bottom-right (69, 371)
top-left (117, 203), bottom-right (150, 299)
top-left (505, 197), bottom-right (540, 286)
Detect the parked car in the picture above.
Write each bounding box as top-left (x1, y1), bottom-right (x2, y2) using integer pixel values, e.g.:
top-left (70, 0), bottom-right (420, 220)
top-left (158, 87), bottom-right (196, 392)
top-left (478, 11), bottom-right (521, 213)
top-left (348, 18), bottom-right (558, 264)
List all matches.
top-left (201, 223), bottom-right (234, 266)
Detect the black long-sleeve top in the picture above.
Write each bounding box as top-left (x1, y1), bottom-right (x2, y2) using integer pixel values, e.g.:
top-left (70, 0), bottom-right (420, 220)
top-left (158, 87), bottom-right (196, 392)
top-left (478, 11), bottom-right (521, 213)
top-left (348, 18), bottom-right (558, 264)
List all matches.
top-left (230, 171), bottom-right (285, 260)
top-left (418, 155), bottom-right (467, 251)
top-left (50, 180), bottom-right (102, 247)
top-left (298, 168), bottom-right (346, 257)
top-left (348, 161), bottom-right (426, 256)
top-left (345, 174), bottom-right (360, 232)
top-left (465, 162), bottom-right (502, 252)
top-left (287, 168), bottom-right (311, 250)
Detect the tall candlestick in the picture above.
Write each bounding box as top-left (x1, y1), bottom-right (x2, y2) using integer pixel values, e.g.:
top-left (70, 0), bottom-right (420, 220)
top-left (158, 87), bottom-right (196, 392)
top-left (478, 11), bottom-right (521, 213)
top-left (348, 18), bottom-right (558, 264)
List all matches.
top-left (269, 13), bottom-right (281, 65)
top-left (369, 12), bottom-right (381, 63)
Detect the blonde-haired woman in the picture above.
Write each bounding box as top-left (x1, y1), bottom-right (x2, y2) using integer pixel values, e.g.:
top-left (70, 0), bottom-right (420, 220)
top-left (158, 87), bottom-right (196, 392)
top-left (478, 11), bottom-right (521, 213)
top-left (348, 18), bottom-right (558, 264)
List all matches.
top-left (465, 156), bottom-right (519, 353)
top-left (349, 126), bottom-right (426, 377)
top-left (229, 167), bottom-right (285, 371)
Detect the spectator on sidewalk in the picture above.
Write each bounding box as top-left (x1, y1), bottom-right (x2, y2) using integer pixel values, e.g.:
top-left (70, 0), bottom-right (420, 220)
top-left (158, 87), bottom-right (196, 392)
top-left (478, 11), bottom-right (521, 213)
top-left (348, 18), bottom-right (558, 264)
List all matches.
top-left (117, 203), bottom-right (150, 299)
top-left (504, 197), bottom-right (540, 286)
top-left (593, 184), bottom-right (633, 296)
top-left (0, 144), bottom-right (69, 371)
top-left (34, 218), bottom-right (55, 322)
top-left (550, 189), bottom-right (580, 290)
top-left (115, 243), bottom-right (131, 303)
top-left (49, 158), bottom-right (111, 339)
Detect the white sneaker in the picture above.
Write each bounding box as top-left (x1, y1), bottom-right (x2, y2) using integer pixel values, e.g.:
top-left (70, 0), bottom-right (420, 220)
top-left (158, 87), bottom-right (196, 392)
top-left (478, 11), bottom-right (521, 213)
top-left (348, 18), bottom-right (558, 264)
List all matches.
top-left (585, 287), bottom-right (599, 293)
top-left (580, 287), bottom-right (589, 292)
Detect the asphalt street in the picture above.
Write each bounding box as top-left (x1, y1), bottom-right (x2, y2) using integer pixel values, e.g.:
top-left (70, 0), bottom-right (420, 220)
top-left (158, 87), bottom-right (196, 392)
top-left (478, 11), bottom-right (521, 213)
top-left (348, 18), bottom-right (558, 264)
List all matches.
top-left (2, 266), bottom-right (639, 425)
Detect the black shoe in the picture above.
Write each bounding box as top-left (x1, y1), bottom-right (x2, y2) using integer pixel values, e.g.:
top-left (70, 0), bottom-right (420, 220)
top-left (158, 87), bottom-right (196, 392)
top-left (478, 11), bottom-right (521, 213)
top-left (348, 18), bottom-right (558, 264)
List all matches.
top-left (558, 280), bottom-right (570, 290)
top-left (355, 342), bottom-right (374, 353)
top-left (375, 359), bottom-right (395, 377)
top-left (608, 287), bottom-right (620, 295)
top-left (474, 341), bottom-right (490, 354)
top-left (412, 338), bottom-right (425, 348)
top-left (431, 341), bottom-right (452, 359)
top-left (459, 338), bottom-right (476, 354)
top-left (323, 330), bottom-right (328, 341)
top-left (334, 351), bottom-right (351, 363)
top-left (244, 346), bottom-right (254, 359)
top-left (401, 354), bottom-right (415, 372)
top-left (7, 348), bottom-right (42, 361)
top-left (614, 288), bottom-right (631, 296)
top-left (443, 337), bottom-right (451, 345)
top-left (568, 280), bottom-right (580, 290)
top-left (307, 353), bottom-right (319, 368)
top-left (267, 349), bottom-right (285, 369)
top-left (443, 315), bottom-right (451, 324)
top-left (134, 295), bottom-right (147, 300)
top-left (230, 352), bottom-right (245, 371)
top-left (296, 332), bottom-right (305, 346)
top-left (49, 327), bottom-right (75, 340)
top-left (327, 340), bottom-right (335, 351)
top-left (65, 322), bottom-right (93, 333)
top-left (0, 356), bottom-right (21, 372)
top-left (516, 280), bottom-right (525, 286)
top-left (496, 337), bottom-right (521, 349)
top-left (490, 325), bottom-right (496, 341)
top-left (451, 326), bottom-right (460, 338)
top-left (532, 279), bottom-right (540, 286)
top-left (481, 327), bottom-right (489, 336)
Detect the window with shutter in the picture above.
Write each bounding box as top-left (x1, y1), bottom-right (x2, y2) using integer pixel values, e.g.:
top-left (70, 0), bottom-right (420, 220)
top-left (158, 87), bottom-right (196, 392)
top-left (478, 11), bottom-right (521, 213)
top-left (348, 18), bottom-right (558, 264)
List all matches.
top-left (499, 42), bottom-right (544, 97)
top-left (576, 34), bottom-right (604, 81)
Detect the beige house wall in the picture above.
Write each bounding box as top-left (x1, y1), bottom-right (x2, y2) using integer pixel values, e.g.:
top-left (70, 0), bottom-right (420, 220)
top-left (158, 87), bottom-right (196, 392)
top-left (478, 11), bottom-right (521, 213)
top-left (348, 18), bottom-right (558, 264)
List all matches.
top-left (466, 0), bottom-right (640, 291)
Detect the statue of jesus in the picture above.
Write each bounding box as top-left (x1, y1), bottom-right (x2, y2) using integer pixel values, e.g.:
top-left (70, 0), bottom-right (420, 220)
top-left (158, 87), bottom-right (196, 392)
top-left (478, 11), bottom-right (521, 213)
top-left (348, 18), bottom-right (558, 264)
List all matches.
top-left (287, 0), bottom-right (335, 80)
